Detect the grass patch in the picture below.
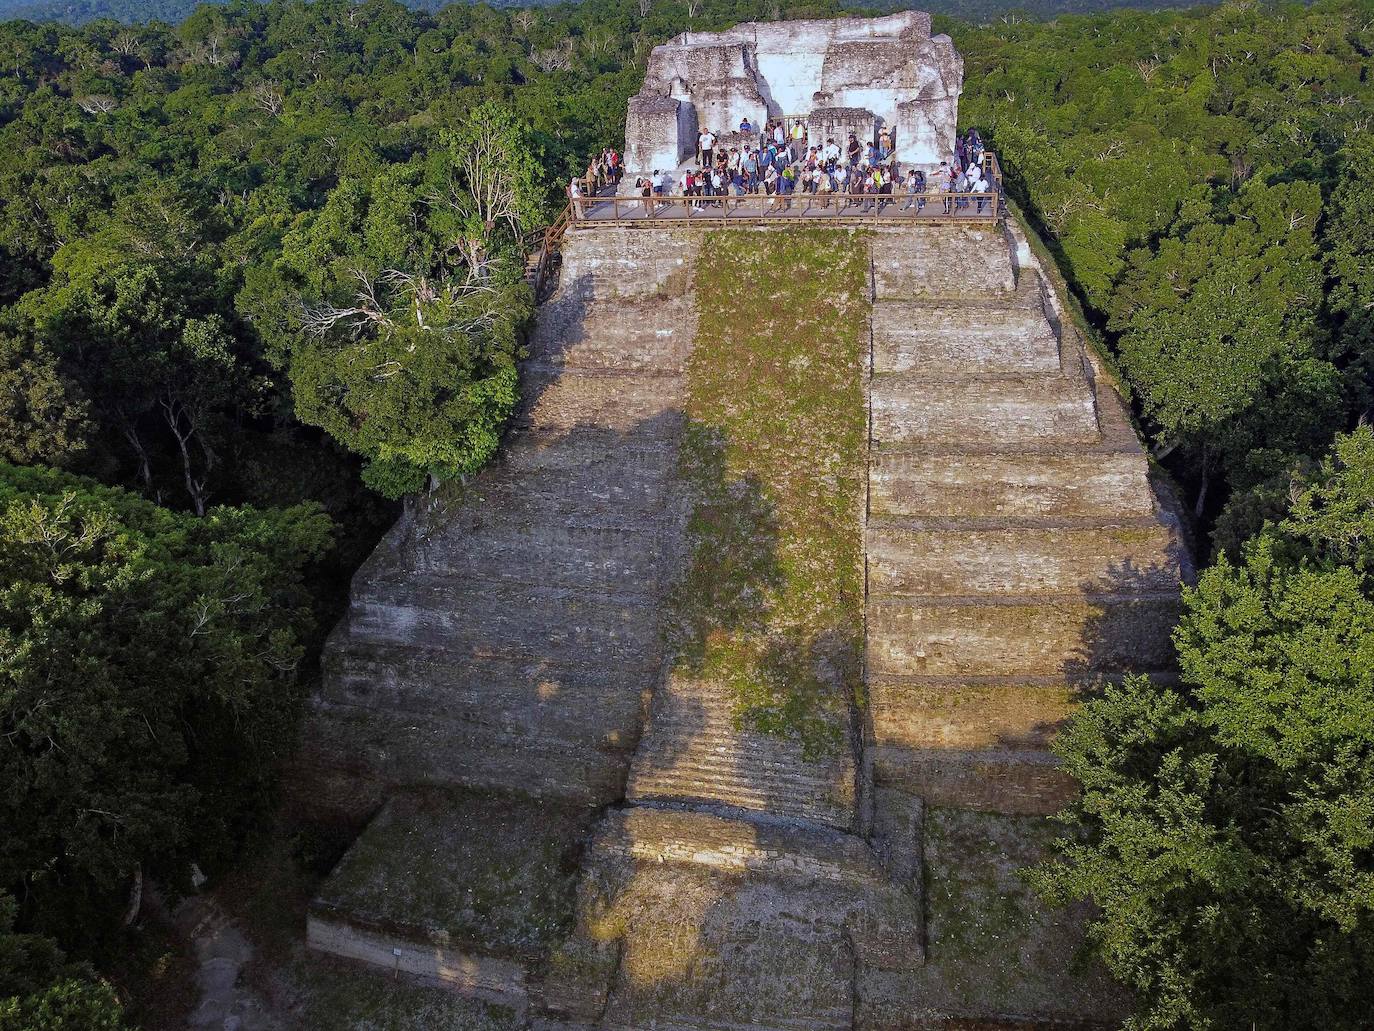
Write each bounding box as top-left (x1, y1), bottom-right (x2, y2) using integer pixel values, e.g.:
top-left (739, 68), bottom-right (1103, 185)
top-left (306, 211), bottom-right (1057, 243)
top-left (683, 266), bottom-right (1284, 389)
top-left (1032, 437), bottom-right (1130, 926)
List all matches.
top-left (287, 954), bottom-right (523, 1031)
top-left (912, 807), bottom-right (1126, 1020)
top-left (670, 227), bottom-right (869, 757)
top-left (313, 788), bottom-right (588, 960)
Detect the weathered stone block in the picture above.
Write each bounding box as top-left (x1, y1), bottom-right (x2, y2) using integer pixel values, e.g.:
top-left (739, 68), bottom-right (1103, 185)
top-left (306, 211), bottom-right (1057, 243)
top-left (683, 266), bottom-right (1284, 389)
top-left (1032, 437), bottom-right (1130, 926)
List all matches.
top-left (871, 374), bottom-right (1100, 446)
top-left (866, 523), bottom-right (1190, 598)
top-left (867, 677), bottom-right (1080, 753)
top-left (308, 789), bottom-right (591, 997)
top-left (869, 449), bottom-right (1155, 520)
top-left (867, 595), bottom-right (1182, 678)
top-left (306, 915), bottom-right (530, 1006)
top-left (855, 808), bottom-right (1129, 1023)
top-left (871, 300), bottom-right (1061, 375)
top-left (871, 228), bottom-right (1015, 299)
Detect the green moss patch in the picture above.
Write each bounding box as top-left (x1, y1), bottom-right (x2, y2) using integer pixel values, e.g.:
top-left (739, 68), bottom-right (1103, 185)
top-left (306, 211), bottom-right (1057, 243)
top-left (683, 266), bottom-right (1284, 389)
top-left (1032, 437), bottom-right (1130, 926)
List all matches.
top-left (909, 807), bottom-right (1127, 1021)
top-left (290, 954), bottom-right (523, 1031)
top-left (312, 788), bottom-right (591, 960)
top-left (669, 228), bottom-right (870, 758)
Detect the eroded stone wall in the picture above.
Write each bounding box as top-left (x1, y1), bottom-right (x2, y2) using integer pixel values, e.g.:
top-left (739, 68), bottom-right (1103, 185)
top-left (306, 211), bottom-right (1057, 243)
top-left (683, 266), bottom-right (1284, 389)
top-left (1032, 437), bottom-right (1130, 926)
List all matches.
top-left (625, 10), bottom-right (963, 176)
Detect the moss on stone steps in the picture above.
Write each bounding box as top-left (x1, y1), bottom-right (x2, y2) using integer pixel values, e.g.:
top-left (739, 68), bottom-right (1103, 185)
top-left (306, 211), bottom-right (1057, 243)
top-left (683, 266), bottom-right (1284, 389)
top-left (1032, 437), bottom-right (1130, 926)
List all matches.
top-left (667, 227), bottom-right (870, 758)
top-left (311, 788), bottom-right (591, 962)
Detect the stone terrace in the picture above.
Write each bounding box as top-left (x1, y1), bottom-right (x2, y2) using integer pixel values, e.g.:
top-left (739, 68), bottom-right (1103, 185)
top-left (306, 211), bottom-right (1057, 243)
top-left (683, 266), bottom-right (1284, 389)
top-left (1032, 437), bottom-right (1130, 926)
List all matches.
top-left (862, 224), bottom-right (1191, 817)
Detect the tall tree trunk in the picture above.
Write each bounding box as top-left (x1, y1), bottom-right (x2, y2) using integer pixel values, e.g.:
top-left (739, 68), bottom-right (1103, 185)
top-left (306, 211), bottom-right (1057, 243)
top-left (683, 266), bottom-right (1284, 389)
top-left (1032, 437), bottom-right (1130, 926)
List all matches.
top-left (117, 409), bottom-right (153, 488)
top-left (122, 865), bottom-right (143, 927)
top-left (1193, 447), bottom-right (1210, 518)
top-left (162, 398), bottom-right (208, 516)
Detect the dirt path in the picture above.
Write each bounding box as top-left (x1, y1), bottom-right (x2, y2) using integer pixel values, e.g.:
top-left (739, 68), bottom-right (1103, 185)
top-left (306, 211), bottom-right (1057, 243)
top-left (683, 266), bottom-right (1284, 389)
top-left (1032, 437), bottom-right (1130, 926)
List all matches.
top-left (172, 894), bottom-right (280, 1031)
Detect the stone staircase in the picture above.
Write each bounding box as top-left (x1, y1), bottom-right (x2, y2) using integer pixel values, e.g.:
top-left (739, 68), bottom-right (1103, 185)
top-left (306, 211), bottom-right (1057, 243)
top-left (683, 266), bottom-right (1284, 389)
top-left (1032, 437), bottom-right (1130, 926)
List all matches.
top-left (863, 225), bottom-right (1192, 816)
top-left (308, 229), bottom-right (701, 810)
top-left (626, 674), bottom-right (858, 830)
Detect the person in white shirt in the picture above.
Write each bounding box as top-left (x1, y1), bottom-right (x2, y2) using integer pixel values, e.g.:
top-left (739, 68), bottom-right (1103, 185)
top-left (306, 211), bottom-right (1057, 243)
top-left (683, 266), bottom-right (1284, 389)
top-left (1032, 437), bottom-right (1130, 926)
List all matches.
top-left (763, 163), bottom-right (779, 203)
top-left (701, 129), bottom-right (715, 169)
top-left (568, 177), bottom-right (584, 218)
top-left (972, 172), bottom-right (990, 213)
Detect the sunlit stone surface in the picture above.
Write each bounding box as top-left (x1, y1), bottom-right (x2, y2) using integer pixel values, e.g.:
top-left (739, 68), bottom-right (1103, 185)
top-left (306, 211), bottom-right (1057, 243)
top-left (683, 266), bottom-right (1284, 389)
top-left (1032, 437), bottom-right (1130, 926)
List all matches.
top-left (624, 11), bottom-right (964, 175)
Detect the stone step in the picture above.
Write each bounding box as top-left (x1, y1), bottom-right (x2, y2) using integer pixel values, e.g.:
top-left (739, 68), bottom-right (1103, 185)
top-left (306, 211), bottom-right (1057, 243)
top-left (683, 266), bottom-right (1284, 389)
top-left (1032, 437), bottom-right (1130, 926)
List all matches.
top-left (602, 1010), bottom-right (851, 1031)
top-left (866, 522), bottom-right (1190, 598)
top-left (437, 442), bottom-right (678, 520)
top-left (626, 676), bottom-right (856, 829)
top-left (593, 806), bottom-right (886, 885)
top-left (557, 226), bottom-right (698, 302)
top-left (872, 301), bottom-right (1060, 375)
top-left (591, 862), bottom-right (860, 1031)
top-left (405, 519), bottom-right (675, 593)
top-left (318, 644), bottom-right (647, 744)
top-left (870, 226), bottom-right (1015, 300)
top-left (498, 427), bottom-right (679, 479)
top-left (306, 699), bottom-right (631, 805)
top-left (429, 475), bottom-right (677, 530)
top-left (869, 448), bottom-right (1154, 519)
top-left (869, 744), bottom-right (1077, 816)
top-left (345, 581), bottom-right (663, 671)
top-left (624, 782), bottom-right (847, 831)
top-left (528, 295), bottom-right (696, 371)
top-left (514, 367), bottom-right (686, 435)
top-left (866, 675), bottom-right (1084, 753)
top-left (871, 374), bottom-right (1099, 447)
top-left (628, 753), bottom-right (855, 831)
top-left (866, 594), bottom-right (1181, 678)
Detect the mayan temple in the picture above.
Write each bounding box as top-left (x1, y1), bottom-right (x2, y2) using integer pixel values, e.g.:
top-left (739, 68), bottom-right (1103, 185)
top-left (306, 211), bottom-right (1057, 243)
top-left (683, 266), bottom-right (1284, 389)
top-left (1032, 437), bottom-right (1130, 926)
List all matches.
top-left (301, 12), bottom-right (1192, 1029)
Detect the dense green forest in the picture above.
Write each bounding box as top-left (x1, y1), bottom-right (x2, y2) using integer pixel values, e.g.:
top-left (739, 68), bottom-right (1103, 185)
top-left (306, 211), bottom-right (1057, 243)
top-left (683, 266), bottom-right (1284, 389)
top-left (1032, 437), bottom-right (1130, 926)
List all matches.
top-left (0, 0), bottom-right (1200, 30)
top-left (1, 0), bottom-right (1372, 1026)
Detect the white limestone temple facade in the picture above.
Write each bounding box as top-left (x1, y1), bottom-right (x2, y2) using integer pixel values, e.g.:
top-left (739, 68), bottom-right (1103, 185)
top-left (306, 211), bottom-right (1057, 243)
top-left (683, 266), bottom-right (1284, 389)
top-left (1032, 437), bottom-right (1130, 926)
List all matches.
top-left (623, 10), bottom-right (963, 176)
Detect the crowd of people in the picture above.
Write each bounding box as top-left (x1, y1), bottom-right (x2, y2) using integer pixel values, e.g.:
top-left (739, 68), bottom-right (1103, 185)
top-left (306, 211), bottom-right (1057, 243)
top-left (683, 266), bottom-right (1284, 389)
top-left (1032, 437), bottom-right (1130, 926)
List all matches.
top-left (569, 125), bottom-right (996, 218)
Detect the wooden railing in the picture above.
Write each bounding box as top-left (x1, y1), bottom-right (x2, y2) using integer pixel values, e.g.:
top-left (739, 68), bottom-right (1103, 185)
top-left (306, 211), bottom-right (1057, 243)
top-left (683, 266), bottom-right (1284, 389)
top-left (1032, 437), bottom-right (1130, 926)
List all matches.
top-left (528, 148), bottom-right (1006, 296)
top-left (569, 189), bottom-right (1002, 225)
top-left (528, 200), bottom-right (574, 299)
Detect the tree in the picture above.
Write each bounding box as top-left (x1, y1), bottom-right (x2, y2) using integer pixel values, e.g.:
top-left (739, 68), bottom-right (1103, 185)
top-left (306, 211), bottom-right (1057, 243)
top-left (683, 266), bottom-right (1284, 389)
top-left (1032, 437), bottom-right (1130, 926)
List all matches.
top-left (1324, 133), bottom-right (1374, 411)
top-left (266, 147), bottom-right (532, 498)
top-left (0, 979), bottom-right (127, 1031)
top-left (0, 335), bottom-right (89, 468)
top-left (1112, 180), bottom-right (1338, 515)
top-left (436, 99), bottom-right (545, 261)
top-left (0, 463), bottom-right (333, 942)
top-left (1034, 426), bottom-right (1374, 1030)
top-left (16, 265), bottom-right (250, 512)
top-left (0, 894), bottom-right (128, 1031)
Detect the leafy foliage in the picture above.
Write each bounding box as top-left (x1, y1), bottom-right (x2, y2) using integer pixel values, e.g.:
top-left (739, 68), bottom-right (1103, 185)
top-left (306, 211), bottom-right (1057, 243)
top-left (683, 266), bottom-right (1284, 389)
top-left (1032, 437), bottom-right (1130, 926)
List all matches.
top-left (253, 106), bottom-right (537, 495)
top-left (960, 0), bottom-right (1374, 531)
top-left (1035, 427), bottom-right (1374, 1029)
top-left (0, 463), bottom-right (332, 941)
top-left (0, 895), bottom-right (128, 1031)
